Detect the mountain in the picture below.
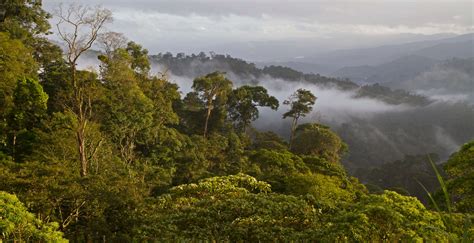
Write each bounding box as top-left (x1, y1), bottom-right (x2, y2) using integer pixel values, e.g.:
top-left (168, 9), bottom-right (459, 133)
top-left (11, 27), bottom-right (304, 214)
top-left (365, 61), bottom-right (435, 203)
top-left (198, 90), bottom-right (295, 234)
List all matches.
top-left (199, 33), bottom-right (458, 62)
top-left (387, 58), bottom-right (474, 103)
top-left (413, 40), bottom-right (474, 60)
top-left (332, 56), bottom-right (474, 104)
top-left (299, 33), bottom-right (474, 70)
top-left (255, 61), bottom-right (337, 76)
top-left (332, 55), bottom-right (439, 84)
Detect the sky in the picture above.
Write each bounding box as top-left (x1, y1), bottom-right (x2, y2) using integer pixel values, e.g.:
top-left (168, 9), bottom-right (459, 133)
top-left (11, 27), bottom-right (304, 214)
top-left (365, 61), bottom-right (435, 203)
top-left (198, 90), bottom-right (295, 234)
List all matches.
top-left (43, 0), bottom-right (474, 60)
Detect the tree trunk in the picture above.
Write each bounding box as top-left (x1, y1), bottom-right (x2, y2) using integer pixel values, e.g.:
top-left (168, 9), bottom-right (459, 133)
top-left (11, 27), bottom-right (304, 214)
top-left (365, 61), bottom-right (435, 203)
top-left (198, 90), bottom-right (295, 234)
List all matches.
top-left (12, 132), bottom-right (16, 160)
top-left (289, 117), bottom-right (298, 150)
top-left (204, 104), bottom-right (212, 137)
top-left (72, 65), bottom-right (88, 177)
top-left (77, 125), bottom-right (87, 177)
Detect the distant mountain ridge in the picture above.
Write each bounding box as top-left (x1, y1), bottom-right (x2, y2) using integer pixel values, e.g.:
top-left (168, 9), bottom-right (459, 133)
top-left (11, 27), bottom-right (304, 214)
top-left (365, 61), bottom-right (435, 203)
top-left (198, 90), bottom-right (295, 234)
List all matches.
top-left (302, 33), bottom-right (474, 68)
top-left (255, 34), bottom-right (473, 77)
top-left (388, 58), bottom-right (474, 103)
top-left (149, 52), bottom-right (430, 106)
top-left (332, 55), bottom-right (439, 84)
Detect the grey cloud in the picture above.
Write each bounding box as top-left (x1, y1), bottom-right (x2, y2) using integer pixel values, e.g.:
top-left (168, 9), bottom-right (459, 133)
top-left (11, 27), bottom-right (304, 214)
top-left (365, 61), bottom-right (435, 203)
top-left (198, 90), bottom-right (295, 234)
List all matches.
top-left (44, 0), bottom-right (473, 26)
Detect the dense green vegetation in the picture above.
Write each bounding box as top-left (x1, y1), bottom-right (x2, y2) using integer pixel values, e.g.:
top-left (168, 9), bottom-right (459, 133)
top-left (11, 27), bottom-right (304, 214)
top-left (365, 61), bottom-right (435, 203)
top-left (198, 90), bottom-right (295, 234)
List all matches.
top-left (0, 1), bottom-right (472, 241)
top-left (355, 154), bottom-right (442, 202)
top-left (0, 191), bottom-right (66, 242)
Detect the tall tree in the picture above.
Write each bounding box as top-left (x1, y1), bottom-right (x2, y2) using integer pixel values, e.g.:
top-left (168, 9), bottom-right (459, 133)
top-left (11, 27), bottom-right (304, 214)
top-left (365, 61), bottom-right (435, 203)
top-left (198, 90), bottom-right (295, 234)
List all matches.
top-left (99, 48), bottom-right (154, 165)
top-left (227, 85), bottom-right (279, 132)
top-left (283, 89), bottom-right (316, 149)
top-left (192, 72), bottom-right (232, 137)
top-left (0, 32), bottom-right (37, 122)
top-left (7, 77), bottom-right (48, 160)
top-left (55, 3), bottom-right (112, 176)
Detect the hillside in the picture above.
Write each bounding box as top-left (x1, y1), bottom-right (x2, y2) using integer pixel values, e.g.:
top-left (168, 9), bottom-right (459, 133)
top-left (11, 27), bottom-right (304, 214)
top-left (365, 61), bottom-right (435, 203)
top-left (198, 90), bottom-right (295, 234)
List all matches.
top-left (388, 58), bottom-right (474, 103)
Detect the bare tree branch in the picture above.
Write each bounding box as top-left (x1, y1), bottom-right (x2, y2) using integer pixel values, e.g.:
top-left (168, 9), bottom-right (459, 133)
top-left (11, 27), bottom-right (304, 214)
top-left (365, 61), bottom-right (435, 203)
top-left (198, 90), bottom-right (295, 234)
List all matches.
top-left (54, 3), bottom-right (112, 177)
top-left (55, 3), bottom-right (112, 66)
top-left (97, 31), bottom-right (127, 56)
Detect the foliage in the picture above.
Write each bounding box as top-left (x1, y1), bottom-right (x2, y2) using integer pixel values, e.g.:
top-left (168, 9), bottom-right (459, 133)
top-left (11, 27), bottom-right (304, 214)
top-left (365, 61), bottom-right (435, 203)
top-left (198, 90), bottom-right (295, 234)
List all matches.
top-left (263, 65), bottom-right (303, 80)
top-left (173, 132), bottom-right (247, 185)
top-left (8, 77), bottom-right (48, 132)
top-left (139, 174), bottom-right (321, 241)
top-left (0, 0), bottom-right (51, 41)
top-left (227, 85), bottom-right (279, 131)
top-left (246, 149), bottom-right (359, 209)
top-left (355, 83), bottom-right (431, 106)
top-left (283, 89), bottom-right (317, 121)
top-left (292, 123), bottom-right (347, 162)
top-left (0, 191), bottom-right (66, 242)
top-left (251, 130), bottom-right (288, 151)
top-left (126, 41), bottom-right (150, 76)
top-left (356, 154), bottom-right (442, 203)
top-left (247, 149), bottom-right (310, 192)
top-left (319, 191), bottom-right (452, 241)
top-left (0, 32), bottom-right (37, 114)
top-left (443, 141), bottom-right (474, 213)
top-left (99, 47), bottom-right (156, 164)
top-left (4, 77), bottom-right (48, 161)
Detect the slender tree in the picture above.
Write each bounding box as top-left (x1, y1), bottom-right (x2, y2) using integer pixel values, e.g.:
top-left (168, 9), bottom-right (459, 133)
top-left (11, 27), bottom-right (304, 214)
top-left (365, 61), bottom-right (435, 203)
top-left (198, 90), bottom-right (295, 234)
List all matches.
top-left (192, 72), bottom-right (232, 137)
top-left (283, 88), bottom-right (316, 149)
top-left (55, 4), bottom-right (112, 176)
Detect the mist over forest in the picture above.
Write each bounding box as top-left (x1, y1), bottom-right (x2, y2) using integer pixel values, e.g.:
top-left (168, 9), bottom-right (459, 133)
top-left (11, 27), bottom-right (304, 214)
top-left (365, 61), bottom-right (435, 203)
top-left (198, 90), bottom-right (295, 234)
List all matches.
top-left (1, 0), bottom-right (473, 242)
top-left (138, 52), bottom-right (474, 168)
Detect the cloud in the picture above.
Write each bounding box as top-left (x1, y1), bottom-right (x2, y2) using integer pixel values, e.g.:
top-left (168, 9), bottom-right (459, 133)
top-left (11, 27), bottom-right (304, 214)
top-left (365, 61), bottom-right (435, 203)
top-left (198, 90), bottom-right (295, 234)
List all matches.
top-left (147, 59), bottom-right (408, 125)
top-left (434, 126), bottom-right (461, 152)
top-left (250, 77), bottom-right (409, 127)
top-left (44, 1), bottom-right (473, 26)
top-left (43, 0), bottom-right (474, 59)
top-left (94, 6), bottom-right (474, 38)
